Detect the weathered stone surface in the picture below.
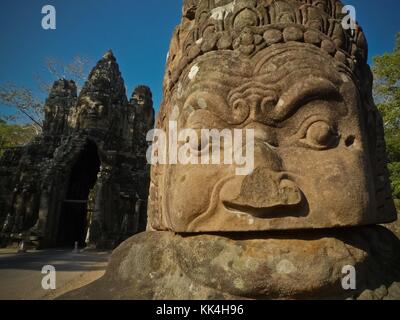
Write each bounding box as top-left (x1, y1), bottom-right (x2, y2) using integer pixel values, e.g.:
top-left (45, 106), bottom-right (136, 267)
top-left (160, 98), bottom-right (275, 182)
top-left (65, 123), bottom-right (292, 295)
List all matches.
top-left (148, 0), bottom-right (396, 233)
top-left (68, 50), bottom-right (128, 132)
top-left (61, 226), bottom-right (400, 300)
top-left (0, 51), bottom-right (154, 249)
top-left (43, 79), bottom-right (77, 136)
top-left (0, 80), bottom-right (78, 244)
top-left (6, 0), bottom-right (400, 301)
top-left (129, 85), bottom-right (155, 153)
top-left (140, 0), bottom-right (397, 300)
top-left (61, 0), bottom-right (400, 300)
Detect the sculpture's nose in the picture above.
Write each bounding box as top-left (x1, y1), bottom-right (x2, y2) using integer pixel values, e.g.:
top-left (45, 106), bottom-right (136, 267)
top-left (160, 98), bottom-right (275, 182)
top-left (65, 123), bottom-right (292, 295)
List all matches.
top-left (238, 167), bottom-right (301, 207)
top-left (220, 123), bottom-right (303, 218)
top-left (221, 167), bottom-right (302, 218)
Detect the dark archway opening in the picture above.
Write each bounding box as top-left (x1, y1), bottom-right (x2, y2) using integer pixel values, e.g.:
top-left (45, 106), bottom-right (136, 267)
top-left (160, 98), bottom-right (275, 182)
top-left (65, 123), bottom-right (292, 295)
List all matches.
top-left (57, 141), bottom-right (100, 248)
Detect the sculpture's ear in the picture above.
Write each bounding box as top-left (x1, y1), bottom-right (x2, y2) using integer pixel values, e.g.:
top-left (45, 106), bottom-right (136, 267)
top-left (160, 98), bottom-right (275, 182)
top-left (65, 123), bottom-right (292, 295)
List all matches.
top-left (146, 170), bottom-right (162, 231)
top-left (360, 64), bottom-right (397, 222)
top-left (146, 107), bottom-right (169, 231)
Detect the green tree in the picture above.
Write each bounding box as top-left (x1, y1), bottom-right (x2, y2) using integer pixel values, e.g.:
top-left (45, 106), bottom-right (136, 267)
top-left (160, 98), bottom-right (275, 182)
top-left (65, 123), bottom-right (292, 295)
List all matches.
top-left (373, 32), bottom-right (400, 202)
top-left (0, 119), bottom-right (37, 156)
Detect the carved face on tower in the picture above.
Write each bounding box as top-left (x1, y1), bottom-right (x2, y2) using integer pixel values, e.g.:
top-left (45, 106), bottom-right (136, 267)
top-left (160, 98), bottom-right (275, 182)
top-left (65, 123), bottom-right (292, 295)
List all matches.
top-left (71, 50), bottom-right (127, 131)
top-left (148, 0), bottom-right (397, 233)
top-left (130, 86), bottom-right (155, 133)
top-left (131, 86), bottom-right (153, 110)
top-left (75, 96), bottom-right (109, 130)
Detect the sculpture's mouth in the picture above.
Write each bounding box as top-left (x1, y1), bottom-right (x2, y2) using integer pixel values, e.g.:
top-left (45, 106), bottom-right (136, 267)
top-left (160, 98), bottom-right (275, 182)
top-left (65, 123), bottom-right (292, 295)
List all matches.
top-left (223, 201), bottom-right (305, 219)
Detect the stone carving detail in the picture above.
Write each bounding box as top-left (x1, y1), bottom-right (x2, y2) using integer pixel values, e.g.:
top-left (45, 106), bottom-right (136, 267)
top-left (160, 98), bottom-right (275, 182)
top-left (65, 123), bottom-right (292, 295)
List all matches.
top-left (43, 79), bottom-right (77, 136)
top-left (62, 0), bottom-right (400, 300)
top-left (62, 227), bottom-right (400, 300)
top-left (0, 51), bottom-right (154, 249)
top-left (149, 0), bottom-right (396, 233)
top-left (129, 86), bottom-right (155, 153)
top-left (166, 0), bottom-right (367, 89)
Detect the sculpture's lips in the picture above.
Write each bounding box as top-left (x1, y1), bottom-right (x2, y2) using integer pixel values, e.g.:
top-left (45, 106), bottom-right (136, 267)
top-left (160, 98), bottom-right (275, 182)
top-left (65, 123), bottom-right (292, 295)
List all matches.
top-left (223, 201), bottom-right (304, 219)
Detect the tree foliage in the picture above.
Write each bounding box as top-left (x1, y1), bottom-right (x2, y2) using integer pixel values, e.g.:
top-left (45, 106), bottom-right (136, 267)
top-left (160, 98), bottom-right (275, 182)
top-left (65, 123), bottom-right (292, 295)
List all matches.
top-left (0, 84), bottom-right (44, 132)
top-left (0, 55), bottom-right (90, 152)
top-left (0, 55), bottom-right (90, 131)
top-left (0, 120), bottom-right (37, 156)
top-left (373, 33), bottom-right (400, 200)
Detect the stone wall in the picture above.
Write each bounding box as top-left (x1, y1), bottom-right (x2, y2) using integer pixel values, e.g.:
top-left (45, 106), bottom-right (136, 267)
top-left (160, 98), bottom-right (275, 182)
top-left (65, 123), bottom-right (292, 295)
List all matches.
top-left (0, 51), bottom-right (154, 249)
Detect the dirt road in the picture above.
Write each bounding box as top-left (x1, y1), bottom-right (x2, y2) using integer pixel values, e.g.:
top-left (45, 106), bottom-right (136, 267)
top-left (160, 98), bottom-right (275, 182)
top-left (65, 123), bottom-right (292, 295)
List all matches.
top-left (0, 249), bottom-right (110, 300)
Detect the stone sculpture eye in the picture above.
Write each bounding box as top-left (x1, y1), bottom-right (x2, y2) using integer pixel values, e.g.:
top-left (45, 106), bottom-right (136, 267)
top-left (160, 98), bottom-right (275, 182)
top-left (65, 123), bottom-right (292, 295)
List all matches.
top-left (301, 120), bottom-right (338, 150)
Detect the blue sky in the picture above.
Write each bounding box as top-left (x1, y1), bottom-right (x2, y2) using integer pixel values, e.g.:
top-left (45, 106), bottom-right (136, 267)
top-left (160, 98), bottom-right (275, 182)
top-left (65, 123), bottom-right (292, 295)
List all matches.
top-left (0, 0), bottom-right (399, 119)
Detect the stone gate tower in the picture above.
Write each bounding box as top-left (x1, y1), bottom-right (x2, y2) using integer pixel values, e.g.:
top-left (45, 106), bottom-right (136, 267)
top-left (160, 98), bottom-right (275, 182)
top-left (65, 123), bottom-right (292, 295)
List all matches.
top-left (63, 0), bottom-right (400, 300)
top-left (0, 51), bottom-right (154, 249)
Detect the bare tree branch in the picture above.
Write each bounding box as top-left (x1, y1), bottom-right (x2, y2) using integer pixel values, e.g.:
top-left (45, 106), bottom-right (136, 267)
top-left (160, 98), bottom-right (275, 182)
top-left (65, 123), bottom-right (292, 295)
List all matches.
top-left (0, 55), bottom-right (91, 131)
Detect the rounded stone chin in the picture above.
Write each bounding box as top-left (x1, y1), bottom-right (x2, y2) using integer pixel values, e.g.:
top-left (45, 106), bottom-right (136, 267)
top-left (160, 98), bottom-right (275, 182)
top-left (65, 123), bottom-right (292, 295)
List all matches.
top-left (58, 226), bottom-right (400, 300)
top-left (172, 226), bottom-right (400, 299)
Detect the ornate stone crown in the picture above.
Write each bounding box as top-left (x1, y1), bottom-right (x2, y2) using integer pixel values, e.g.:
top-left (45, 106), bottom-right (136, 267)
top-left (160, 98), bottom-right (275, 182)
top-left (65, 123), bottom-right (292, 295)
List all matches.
top-left (168, 0), bottom-right (367, 86)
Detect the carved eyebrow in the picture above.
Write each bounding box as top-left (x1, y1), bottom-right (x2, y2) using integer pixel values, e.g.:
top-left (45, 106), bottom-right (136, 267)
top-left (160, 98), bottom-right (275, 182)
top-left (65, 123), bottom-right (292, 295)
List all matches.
top-left (185, 79), bottom-right (233, 96)
top-left (228, 81), bottom-right (278, 103)
top-left (271, 77), bottom-right (343, 122)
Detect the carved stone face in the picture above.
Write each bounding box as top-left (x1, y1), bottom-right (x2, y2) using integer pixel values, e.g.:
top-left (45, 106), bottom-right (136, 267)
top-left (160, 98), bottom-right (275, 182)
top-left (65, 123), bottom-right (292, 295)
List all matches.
top-left (130, 86), bottom-right (155, 133)
top-left (152, 42), bottom-right (396, 232)
top-left (131, 87), bottom-right (153, 110)
top-left (132, 93), bottom-right (147, 108)
top-left (76, 96), bottom-right (109, 130)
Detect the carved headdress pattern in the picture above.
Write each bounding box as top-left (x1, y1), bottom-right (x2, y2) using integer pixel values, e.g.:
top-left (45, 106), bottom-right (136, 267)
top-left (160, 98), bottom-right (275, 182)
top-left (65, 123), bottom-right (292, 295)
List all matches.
top-left (167, 0), bottom-right (367, 87)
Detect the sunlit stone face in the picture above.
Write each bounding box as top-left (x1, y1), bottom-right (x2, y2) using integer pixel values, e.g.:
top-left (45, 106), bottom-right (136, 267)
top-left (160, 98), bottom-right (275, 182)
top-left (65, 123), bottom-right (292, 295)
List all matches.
top-left (76, 96), bottom-right (109, 129)
top-left (132, 92), bottom-right (148, 108)
top-left (151, 42), bottom-right (393, 233)
top-left (130, 86), bottom-right (153, 110)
